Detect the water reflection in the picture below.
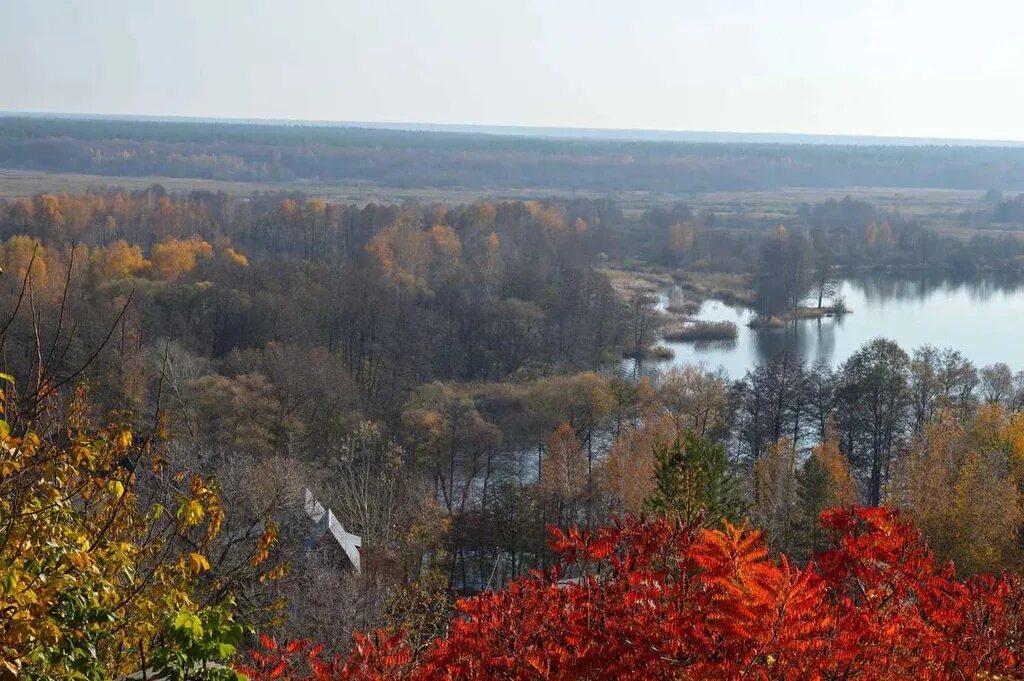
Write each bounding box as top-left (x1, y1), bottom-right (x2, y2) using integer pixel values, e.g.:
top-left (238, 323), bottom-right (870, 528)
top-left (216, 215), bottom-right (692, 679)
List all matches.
top-left (691, 338), bottom-right (738, 353)
top-left (643, 273), bottom-right (1024, 380)
top-left (849, 272), bottom-right (1024, 304)
top-left (813, 318), bottom-right (836, 366)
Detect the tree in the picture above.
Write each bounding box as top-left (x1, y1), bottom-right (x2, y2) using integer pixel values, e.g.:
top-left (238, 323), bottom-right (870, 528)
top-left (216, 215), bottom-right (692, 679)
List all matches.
top-left (666, 220), bottom-right (696, 262)
top-left (752, 438), bottom-right (798, 554)
top-left (836, 338), bottom-right (910, 505)
top-left (597, 413), bottom-right (674, 516)
top-left (0, 382), bottom-right (278, 678)
top-left (644, 431), bottom-right (743, 526)
top-left (259, 507), bottom-right (1024, 680)
top-left (89, 239), bottom-right (151, 281)
top-left (626, 291), bottom-right (660, 358)
top-left (402, 382), bottom-right (501, 518)
top-left (864, 222), bottom-right (878, 250)
top-left (794, 425), bottom-right (856, 556)
top-left (896, 407), bottom-right (1022, 574)
top-left (2, 235), bottom-right (49, 293)
top-left (151, 235), bottom-right (214, 282)
top-left (522, 372), bottom-right (618, 495)
top-left (538, 422), bottom-right (587, 516)
top-left (909, 344), bottom-right (943, 432)
top-left (981, 362), bottom-right (1015, 405)
top-left (812, 247), bottom-right (837, 309)
top-left (657, 365), bottom-right (730, 439)
top-left (755, 224), bottom-right (814, 315)
top-left (188, 372), bottom-right (283, 456)
top-left (734, 352), bottom-right (808, 462)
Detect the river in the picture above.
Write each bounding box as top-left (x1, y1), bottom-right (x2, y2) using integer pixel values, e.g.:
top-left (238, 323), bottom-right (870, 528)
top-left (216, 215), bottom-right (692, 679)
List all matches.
top-left (628, 273), bottom-right (1024, 380)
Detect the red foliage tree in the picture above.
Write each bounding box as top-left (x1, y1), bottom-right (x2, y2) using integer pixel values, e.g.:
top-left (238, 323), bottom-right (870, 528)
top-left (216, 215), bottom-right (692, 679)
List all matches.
top-left (236, 634), bottom-right (343, 680)
top-left (243, 507), bottom-right (1024, 680)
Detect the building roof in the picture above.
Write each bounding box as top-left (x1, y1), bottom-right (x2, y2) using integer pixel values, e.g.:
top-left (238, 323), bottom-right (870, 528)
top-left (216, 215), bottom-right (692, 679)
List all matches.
top-left (303, 488), bottom-right (361, 572)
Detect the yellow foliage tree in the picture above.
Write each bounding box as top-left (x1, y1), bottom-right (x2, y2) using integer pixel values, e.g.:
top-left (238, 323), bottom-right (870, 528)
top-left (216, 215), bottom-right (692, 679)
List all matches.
top-left (598, 413), bottom-right (676, 515)
top-left (752, 438), bottom-right (798, 553)
top-left (896, 408), bottom-right (1022, 574)
top-left (223, 246), bottom-right (250, 268)
top-left (525, 201), bottom-right (567, 234)
top-left (465, 200), bottom-right (497, 228)
top-left (429, 224), bottom-right (462, 258)
top-left (150, 236), bottom-right (214, 282)
top-left (89, 239), bottom-right (151, 281)
top-left (539, 422), bottom-right (587, 502)
top-left (2, 235), bottom-right (49, 291)
top-left (864, 222), bottom-right (878, 249)
top-left (0, 379), bottom-right (278, 678)
top-left (36, 193), bottom-right (66, 239)
top-left (810, 431), bottom-right (857, 506)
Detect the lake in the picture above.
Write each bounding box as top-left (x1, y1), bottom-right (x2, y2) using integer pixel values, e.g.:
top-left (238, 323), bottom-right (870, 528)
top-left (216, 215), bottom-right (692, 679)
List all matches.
top-left (629, 274), bottom-right (1024, 380)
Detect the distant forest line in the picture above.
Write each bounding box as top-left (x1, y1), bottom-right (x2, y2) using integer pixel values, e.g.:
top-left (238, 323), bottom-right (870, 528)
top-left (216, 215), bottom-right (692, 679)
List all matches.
top-left (6, 116), bottom-right (1024, 193)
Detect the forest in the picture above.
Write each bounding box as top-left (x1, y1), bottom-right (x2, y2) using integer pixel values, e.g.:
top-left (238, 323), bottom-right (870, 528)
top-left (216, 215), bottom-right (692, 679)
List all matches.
top-left (5, 186), bottom-right (1024, 678)
top-left (9, 116), bottom-right (1024, 192)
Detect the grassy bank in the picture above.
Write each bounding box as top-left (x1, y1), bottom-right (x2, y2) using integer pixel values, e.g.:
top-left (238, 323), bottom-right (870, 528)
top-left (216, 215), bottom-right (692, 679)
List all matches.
top-left (676, 271), bottom-right (756, 306)
top-left (601, 266), bottom-right (675, 300)
top-left (664, 320), bottom-right (739, 342)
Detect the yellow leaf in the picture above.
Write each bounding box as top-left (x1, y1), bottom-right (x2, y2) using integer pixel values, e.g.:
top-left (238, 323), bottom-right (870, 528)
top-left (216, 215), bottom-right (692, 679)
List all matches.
top-left (186, 552), bottom-right (211, 574)
top-left (67, 551), bottom-right (90, 571)
top-left (0, 458), bottom-right (19, 477)
top-left (178, 499), bottom-right (205, 527)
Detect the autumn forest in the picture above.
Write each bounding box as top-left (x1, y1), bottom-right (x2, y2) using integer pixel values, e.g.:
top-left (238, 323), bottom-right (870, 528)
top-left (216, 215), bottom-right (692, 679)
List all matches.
top-left (1, 157), bottom-right (1024, 680)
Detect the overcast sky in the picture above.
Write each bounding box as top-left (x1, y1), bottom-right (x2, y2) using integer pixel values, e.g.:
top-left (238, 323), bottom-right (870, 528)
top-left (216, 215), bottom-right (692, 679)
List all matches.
top-left (2, 0), bottom-right (1023, 140)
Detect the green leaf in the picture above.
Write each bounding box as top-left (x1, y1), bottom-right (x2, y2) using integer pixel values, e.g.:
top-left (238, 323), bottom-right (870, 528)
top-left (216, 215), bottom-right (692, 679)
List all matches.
top-left (1, 569), bottom-right (17, 595)
top-left (171, 611), bottom-right (203, 638)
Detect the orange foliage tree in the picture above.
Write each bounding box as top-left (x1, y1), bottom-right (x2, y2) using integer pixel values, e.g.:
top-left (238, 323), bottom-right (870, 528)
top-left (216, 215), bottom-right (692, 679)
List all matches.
top-left (243, 506), bottom-right (1024, 680)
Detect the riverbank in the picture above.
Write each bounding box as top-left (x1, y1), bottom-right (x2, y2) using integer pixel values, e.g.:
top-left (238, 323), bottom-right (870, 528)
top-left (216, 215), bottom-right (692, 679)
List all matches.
top-left (676, 271), bottom-right (757, 307)
top-left (600, 266), bottom-right (675, 299)
top-left (601, 265), bottom-right (756, 308)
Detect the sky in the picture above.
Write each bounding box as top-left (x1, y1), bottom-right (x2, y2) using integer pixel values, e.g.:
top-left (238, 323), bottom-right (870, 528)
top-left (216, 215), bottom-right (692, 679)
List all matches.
top-left (2, 0), bottom-right (1024, 140)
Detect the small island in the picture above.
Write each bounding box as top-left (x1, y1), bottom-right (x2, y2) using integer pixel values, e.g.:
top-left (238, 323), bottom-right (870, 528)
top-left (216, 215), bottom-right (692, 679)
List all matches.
top-left (664, 320), bottom-right (740, 342)
top-left (748, 302), bottom-right (850, 329)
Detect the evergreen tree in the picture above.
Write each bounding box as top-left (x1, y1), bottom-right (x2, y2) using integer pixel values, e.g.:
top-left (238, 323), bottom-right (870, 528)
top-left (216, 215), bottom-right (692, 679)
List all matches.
top-left (796, 454), bottom-right (832, 555)
top-left (795, 428), bottom-right (857, 557)
top-left (644, 431), bottom-right (744, 525)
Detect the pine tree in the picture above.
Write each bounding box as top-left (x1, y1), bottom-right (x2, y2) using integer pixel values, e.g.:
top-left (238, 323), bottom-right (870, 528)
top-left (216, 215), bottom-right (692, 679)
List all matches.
top-left (796, 454), bottom-right (832, 555)
top-left (795, 426), bottom-right (856, 557)
top-left (644, 431), bottom-right (743, 525)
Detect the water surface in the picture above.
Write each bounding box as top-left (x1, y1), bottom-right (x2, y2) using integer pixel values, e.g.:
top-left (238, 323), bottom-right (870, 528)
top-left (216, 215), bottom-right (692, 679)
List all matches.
top-left (634, 274), bottom-right (1024, 379)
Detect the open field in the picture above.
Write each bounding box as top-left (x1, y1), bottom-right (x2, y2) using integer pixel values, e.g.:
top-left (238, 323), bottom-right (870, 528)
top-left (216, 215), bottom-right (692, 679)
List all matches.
top-left (0, 169), bottom-right (1001, 212)
top-left (3, 169), bottom-right (1024, 241)
top-left (0, 169), bottom-right (636, 206)
top-left (684, 186), bottom-right (987, 222)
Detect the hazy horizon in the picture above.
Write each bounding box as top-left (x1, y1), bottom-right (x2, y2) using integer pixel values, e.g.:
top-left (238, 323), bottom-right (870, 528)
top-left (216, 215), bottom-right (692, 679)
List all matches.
top-left (4, 0), bottom-right (1024, 142)
top-left (6, 110), bottom-right (1024, 149)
